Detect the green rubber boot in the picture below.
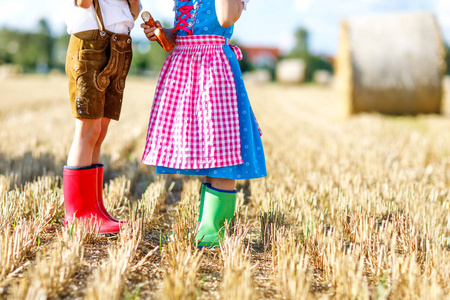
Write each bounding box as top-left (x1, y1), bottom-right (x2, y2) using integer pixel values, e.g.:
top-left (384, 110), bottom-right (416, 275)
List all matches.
top-left (198, 183), bottom-right (210, 223)
top-left (195, 186), bottom-right (237, 247)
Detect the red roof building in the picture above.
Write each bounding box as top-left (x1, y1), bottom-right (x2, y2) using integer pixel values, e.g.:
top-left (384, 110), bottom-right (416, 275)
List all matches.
top-left (241, 47), bottom-right (281, 68)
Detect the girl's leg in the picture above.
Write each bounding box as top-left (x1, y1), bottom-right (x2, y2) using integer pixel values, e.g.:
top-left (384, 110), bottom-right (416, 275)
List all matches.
top-left (196, 177), bottom-right (237, 247)
top-left (92, 117), bottom-right (111, 164)
top-left (67, 118), bottom-right (102, 167)
top-left (210, 178), bottom-right (236, 191)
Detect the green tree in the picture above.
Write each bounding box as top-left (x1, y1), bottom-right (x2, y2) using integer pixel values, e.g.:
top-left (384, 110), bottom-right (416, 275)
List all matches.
top-left (53, 33), bottom-right (70, 70)
top-left (130, 41), bottom-right (169, 75)
top-left (147, 42), bottom-right (169, 71)
top-left (289, 28), bottom-right (309, 59)
top-left (0, 18), bottom-right (56, 73)
top-left (287, 27), bottom-right (333, 82)
top-left (36, 19), bottom-right (54, 68)
top-left (0, 28), bottom-right (16, 64)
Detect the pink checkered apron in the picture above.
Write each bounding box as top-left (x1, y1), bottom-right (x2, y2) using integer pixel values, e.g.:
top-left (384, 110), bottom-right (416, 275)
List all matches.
top-left (142, 35), bottom-right (245, 169)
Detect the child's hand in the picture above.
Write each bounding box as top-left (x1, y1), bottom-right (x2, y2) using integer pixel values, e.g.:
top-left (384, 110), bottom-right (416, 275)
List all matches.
top-left (141, 21), bottom-right (163, 42)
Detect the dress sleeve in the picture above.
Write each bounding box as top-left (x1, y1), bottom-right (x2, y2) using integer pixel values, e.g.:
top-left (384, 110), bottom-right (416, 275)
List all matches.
top-left (240, 0), bottom-right (249, 10)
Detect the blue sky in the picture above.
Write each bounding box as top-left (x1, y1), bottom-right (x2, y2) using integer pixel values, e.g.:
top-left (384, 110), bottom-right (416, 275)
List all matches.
top-left (0, 0), bottom-right (449, 55)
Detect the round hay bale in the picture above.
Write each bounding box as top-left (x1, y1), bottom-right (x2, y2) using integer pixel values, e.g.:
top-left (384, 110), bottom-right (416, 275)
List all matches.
top-left (0, 64), bottom-right (23, 79)
top-left (335, 12), bottom-right (446, 115)
top-left (313, 70), bottom-right (333, 85)
top-left (276, 59), bottom-right (306, 84)
top-left (243, 69), bottom-right (272, 84)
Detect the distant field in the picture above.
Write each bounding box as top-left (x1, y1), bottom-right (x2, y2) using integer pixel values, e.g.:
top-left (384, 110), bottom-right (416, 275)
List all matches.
top-left (1, 74), bottom-right (450, 299)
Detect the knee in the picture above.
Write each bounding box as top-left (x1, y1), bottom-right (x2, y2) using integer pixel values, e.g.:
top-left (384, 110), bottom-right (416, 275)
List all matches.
top-left (76, 121), bottom-right (102, 147)
top-left (96, 126), bottom-right (108, 145)
top-left (83, 127), bottom-right (102, 147)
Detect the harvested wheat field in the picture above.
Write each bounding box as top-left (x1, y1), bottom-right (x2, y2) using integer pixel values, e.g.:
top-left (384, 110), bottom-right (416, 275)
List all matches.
top-left (1, 74), bottom-right (450, 299)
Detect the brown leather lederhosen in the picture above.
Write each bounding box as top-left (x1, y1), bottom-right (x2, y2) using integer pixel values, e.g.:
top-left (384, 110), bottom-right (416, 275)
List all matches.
top-left (65, 0), bottom-right (133, 121)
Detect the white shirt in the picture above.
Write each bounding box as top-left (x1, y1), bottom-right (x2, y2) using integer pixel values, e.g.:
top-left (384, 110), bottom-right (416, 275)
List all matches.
top-left (64, 0), bottom-right (141, 35)
top-left (241, 0), bottom-right (249, 10)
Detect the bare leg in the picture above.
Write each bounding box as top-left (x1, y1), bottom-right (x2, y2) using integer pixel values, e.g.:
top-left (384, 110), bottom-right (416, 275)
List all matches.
top-left (210, 178), bottom-right (236, 191)
top-left (67, 118), bottom-right (102, 167)
top-left (205, 176), bottom-right (212, 184)
top-left (92, 117), bottom-right (111, 164)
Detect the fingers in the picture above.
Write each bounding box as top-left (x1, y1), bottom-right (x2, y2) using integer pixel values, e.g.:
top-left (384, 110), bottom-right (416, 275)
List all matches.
top-left (141, 21), bottom-right (162, 29)
top-left (141, 22), bottom-right (163, 41)
top-left (141, 23), bottom-right (158, 41)
top-left (145, 31), bottom-right (157, 41)
top-left (145, 29), bottom-right (158, 41)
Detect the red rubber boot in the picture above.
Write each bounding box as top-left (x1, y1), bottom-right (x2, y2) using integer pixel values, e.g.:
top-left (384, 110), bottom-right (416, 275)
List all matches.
top-left (95, 164), bottom-right (120, 223)
top-left (63, 166), bottom-right (121, 234)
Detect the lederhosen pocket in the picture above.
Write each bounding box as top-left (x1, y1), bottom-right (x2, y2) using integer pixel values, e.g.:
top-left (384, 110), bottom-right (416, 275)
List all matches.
top-left (67, 30), bottom-right (110, 89)
top-left (96, 32), bottom-right (132, 93)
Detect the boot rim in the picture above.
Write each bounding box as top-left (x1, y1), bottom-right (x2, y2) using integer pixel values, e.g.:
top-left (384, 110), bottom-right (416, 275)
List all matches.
top-left (64, 165), bottom-right (96, 171)
top-left (206, 186), bottom-right (237, 194)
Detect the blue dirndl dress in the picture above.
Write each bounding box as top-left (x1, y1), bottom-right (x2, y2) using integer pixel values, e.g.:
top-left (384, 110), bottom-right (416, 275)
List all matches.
top-left (143, 0), bottom-right (266, 180)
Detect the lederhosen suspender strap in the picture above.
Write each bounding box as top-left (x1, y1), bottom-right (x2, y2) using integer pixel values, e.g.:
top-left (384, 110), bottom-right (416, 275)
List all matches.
top-left (92, 0), bottom-right (107, 35)
top-left (89, 0), bottom-right (133, 106)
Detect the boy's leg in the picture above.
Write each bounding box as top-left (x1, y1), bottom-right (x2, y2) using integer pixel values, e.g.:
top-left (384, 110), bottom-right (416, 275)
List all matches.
top-left (92, 117), bottom-right (111, 164)
top-left (67, 118), bottom-right (102, 167)
top-left (89, 117), bottom-right (121, 222)
top-left (64, 118), bottom-right (121, 233)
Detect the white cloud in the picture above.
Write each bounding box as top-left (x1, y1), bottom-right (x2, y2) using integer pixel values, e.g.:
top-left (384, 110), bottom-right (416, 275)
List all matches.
top-left (435, 0), bottom-right (450, 26)
top-left (0, 1), bottom-right (28, 19)
top-left (294, 0), bottom-right (312, 12)
top-left (279, 31), bottom-right (296, 54)
top-left (0, 2), bottom-right (33, 29)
